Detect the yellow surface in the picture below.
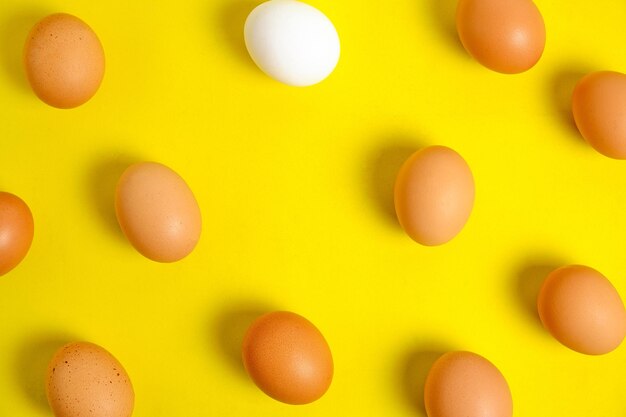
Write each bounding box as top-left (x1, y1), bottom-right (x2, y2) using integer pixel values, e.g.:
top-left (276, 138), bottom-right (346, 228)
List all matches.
top-left (1, 0), bottom-right (626, 416)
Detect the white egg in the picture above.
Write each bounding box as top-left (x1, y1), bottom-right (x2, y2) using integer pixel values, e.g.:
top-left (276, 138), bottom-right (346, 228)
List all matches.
top-left (244, 0), bottom-right (340, 86)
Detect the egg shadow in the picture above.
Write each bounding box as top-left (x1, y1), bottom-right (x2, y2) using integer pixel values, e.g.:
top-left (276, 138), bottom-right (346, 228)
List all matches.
top-left (87, 155), bottom-right (139, 241)
top-left (0, 10), bottom-right (47, 92)
top-left (216, 1), bottom-right (259, 69)
top-left (514, 260), bottom-right (563, 323)
top-left (550, 68), bottom-right (589, 141)
top-left (366, 141), bottom-right (421, 226)
top-left (427, 0), bottom-right (463, 52)
top-left (212, 301), bottom-right (274, 377)
top-left (400, 344), bottom-right (450, 416)
top-left (14, 334), bottom-right (75, 411)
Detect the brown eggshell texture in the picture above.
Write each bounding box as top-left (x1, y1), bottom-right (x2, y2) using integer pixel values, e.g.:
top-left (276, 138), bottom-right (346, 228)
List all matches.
top-left (115, 162), bottom-right (202, 263)
top-left (394, 146), bottom-right (474, 246)
top-left (572, 71), bottom-right (626, 159)
top-left (46, 342), bottom-right (134, 417)
top-left (424, 351), bottom-right (513, 417)
top-left (538, 265), bottom-right (626, 355)
top-left (456, 0), bottom-right (545, 73)
top-left (242, 311), bottom-right (333, 404)
top-left (24, 13), bottom-right (105, 108)
top-left (0, 192), bottom-right (34, 276)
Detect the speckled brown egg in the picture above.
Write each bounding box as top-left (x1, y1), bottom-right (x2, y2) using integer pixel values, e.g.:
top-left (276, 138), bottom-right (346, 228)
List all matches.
top-left (24, 13), bottom-right (105, 108)
top-left (115, 161), bottom-right (202, 262)
top-left (424, 351), bottom-right (512, 417)
top-left (242, 311), bottom-right (333, 404)
top-left (0, 192), bottom-right (34, 276)
top-left (46, 342), bottom-right (134, 417)
top-left (538, 265), bottom-right (626, 355)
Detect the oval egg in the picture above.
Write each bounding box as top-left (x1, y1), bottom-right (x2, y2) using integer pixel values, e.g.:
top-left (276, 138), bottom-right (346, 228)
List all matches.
top-left (115, 162), bottom-right (202, 263)
top-left (538, 265), bottom-right (626, 355)
top-left (24, 13), bottom-right (105, 108)
top-left (46, 341), bottom-right (134, 417)
top-left (0, 192), bottom-right (34, 276)
top-left (456, 0), bottom-right (545, 73)
top-left (572, 71), bottom-right (626, 159)
top-left (394, 146), bottom-right (475, 246)
top-left (244, 0), bottom-right (340, 86)
top-left (242, 311), bottom-right (333, 404)
top-left (424, 351), bottom-right (512, 417)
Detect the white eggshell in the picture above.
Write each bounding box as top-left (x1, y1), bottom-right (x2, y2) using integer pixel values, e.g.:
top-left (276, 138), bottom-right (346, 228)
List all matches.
top-left (244, 0), bottom-right (340, 86)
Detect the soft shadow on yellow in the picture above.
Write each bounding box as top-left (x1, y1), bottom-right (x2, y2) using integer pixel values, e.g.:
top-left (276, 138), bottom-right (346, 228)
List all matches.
top-left (213, 301), bottom-right (274, 377)
top-left (0, 10), bottom-right (47, 92)
top-left (87, 155), bottom-right (139, 241)
top-left (550, 67), bottom-right (589, 140)
top-left (216, 1), bottom-right (259, 69)
top-left (367, 142), bottom-right (421, 226)
top-left (400, 344), bottom-right (450, 416)
top-left (13, 334), bottom-right (75, 411)
top-left (514, 259), bottom-right (564, 324)
top-left (427, 0), bottom-right (463, 52)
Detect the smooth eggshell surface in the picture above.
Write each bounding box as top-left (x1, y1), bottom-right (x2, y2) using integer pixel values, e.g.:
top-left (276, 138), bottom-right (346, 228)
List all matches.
top-left (115, 162), bottom-right (202, 263)
top-left (538, 265), bottom-right (626, 355)
top-left (456, 0), bottom-right (545, 73)
top-left (572, 71), bottom-right (626, 159)
top-left (242, 311), bottom-right (333, 404)
top-left (0, 192), bottom-right (34, 276)
top-left (24, 13), bottom-right (105, 108)
top-left (394, 146), bottom-right (475, 246)
top-left (424, 351), bottom-right (513, 417)
top-left (244, 0), bottom-right (340, 86)
top-left (46, 342), bottom-right (134, 417)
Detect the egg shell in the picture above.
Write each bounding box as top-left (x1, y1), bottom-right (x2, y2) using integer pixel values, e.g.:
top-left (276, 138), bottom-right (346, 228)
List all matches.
top-left (0, 192), bottom-right (34, 276)
top-left (46, 342), bottom-right (134, 417)
top-left (538, 265), bottom-right (626, 355)
top-left (24, 13), bottom-right (105, 108)
top-left (244, 0), bottom-right (340, 86)
top-left (115, 162), bottom-right (202, 263)
top-left (424, 351), bottom-right (513, 417)
top-left (572, 71), bottom-right (626, 159)
top-left (394, 146), bottom-right (475, 246)
top-left (456, 0), bottom-right (545, 74)
top-left (242, 311), bottom-right (333, 404)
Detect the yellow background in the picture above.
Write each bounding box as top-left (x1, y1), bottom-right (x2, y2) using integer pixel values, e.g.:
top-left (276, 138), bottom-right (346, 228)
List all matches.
top-left (1, 0), bottom-right (626, 416)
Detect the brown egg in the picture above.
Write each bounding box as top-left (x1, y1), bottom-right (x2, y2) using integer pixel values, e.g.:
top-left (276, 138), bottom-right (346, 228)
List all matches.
top-left (242, 311), bottom-right (333, 404)
top-left (394, 146), bottom-right (474, 246)
top-left (572, 71), bottom-right (626, 159)
top-left (538, 265), bottom-right (626, 355)
top-left (24, 13), bottom-right (105, 108)
top-left (46, 342), bottom-right (134, 417)
top-left (424, 351), bottom-right (513, 417)
top-left (115, 162), bottom-right (202, 262)
top-left (456, 0), bottom-right (545, 73)
top-left (0, 192), bottom-right (34, 276)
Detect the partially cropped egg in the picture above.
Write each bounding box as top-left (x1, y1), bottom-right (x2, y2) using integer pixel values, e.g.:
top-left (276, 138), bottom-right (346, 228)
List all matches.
top-left (115, 162), bottom-right (202, 262)
top-left (456, 0), bottom-right (545, 73)
top-left (242, 311), bottom-right (333, 404)
top-left (0, 192), bottom-right (34, 276)
top-left (46, 342), bottom-right (134, 417)
top-left (394, 146), bottom-right (475, 246)
top-left (244, 0), bottom-right (340, 86)
top-left (572, 71), bottom-right (626, 159)
top-left (424, 351), bottom-right (512, 417)
top-left (538, 265), bottom-right (626, 355)
top-left (24, 13), bottom-right (105, 108)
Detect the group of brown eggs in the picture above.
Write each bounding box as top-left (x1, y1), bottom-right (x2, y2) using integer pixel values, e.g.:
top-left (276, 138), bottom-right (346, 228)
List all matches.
top-left (3, 7), bottom-right (334, 417)
top-left (2, 0), bottom-right (626, 417)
